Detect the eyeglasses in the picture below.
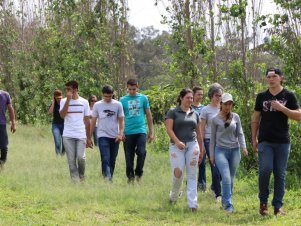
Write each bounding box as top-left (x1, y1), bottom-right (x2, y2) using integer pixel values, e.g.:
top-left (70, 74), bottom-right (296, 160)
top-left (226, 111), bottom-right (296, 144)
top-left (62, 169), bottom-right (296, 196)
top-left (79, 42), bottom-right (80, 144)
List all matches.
top-left (214, 94), bottom-right (222, 97)
top-left (90, 100), bottom-right (97, 102)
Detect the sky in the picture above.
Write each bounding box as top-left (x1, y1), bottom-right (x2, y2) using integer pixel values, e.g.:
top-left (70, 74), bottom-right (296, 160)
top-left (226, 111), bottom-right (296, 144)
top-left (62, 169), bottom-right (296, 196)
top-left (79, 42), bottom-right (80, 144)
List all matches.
top-left (127, 0), bottom-right (277, 31)
top-left (127, 0), bottom-right (169, 31)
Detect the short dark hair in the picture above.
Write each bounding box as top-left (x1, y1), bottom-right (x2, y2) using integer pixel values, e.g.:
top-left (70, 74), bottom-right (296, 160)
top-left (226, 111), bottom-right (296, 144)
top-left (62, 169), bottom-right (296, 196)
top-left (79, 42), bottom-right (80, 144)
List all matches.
top-left (208, 83), bottom-right (223, 99)
top-left (192, 86), bottom-right (203, 94)
top-left (65, 80), bottom-right (78, 90)
top-left (102, 85), bottom-right (114, 94)
top-left (177, 88), bottom-right (193, 105)
top-left (127, 79), bottom-right (138, 86)
top-left (266, 68), bottom-right (283, 76)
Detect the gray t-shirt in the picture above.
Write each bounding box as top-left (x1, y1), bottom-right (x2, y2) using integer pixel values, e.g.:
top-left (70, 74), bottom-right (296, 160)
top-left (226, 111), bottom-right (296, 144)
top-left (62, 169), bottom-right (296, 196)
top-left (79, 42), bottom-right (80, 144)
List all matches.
top-left (92, 99), bottom-right (124, 138)
top-left (200, 104), bottom-right (220, 139)
top-left (165, 106), bottom-right (199, 143)
top-left (210, 112), bottom-right (246, 157)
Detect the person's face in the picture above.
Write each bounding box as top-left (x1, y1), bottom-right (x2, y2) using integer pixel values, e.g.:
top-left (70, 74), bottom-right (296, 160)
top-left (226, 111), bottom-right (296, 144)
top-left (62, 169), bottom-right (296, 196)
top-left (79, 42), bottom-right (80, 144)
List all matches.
top-left (127, 85), bottom-right (138, 96)
top-left (193, 90), bottom-right (203, 103)
top-left (181, 92), bottom-right (193, 107)
top-left (103, 93), bottom-right (113, 103)
top-left (212, 92), bottom-right (222, 104)
top-left (221, 101), bottom-right (233, 114)
top-left (55, 96), bottom-right (62, 103)
top-left (90, 97), bottom-right (97, 106)
top-left (266, 71), bottom-right (283, 88)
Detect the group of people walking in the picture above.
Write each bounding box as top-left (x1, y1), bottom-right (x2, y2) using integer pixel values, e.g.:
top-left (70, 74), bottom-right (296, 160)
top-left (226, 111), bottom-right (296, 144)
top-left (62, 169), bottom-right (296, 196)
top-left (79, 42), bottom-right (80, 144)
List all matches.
top-left (164, 68), bottom-right (301, 215)
top-left (1, 67), bottom-right (300, 216)
top-left (48, 79), bottom-right (153, 183)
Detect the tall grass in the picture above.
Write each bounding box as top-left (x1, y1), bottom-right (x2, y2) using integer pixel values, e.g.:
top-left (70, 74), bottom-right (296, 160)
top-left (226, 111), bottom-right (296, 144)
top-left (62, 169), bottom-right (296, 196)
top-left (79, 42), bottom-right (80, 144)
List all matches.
top-left (0, 124), bottom-right (300, 225)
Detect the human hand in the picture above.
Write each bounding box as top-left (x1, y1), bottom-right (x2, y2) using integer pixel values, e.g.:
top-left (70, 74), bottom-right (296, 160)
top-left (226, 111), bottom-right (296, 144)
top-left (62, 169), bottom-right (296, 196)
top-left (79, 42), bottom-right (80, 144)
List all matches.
top-left (176, 141), bottom-right (185, 150)
top-left (11, 123), bottom-right (16, 133)
top-left (252, 140), bottom-right (258, 153)
top-left (147, 132), bottom-right (154, 143)
top-left (242, 148), bottom-right (248, 157)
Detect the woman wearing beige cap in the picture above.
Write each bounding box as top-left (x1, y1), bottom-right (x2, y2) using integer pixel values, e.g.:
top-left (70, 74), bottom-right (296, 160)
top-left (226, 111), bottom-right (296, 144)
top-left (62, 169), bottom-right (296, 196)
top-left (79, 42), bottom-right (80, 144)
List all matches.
top-left (210, 93), bottom-right (248, 213)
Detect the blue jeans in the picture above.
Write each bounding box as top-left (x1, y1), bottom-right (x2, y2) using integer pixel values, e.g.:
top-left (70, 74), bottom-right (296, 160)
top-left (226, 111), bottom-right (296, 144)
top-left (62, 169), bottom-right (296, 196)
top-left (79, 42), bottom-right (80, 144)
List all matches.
top-left (124, 133), bottom-right (146, 179)
top-left (198, 139), bottom-right (221, 197)
top-left (52, 123), bottom-right (65, 155)
top-left (98, 137), bottom-right (119, 180)
top-left (258, 141), bottom-right (290, 209)
top-left (169, 140), bottom-right (200, 208)
top-left (215, 146), bottom-right (241, 210)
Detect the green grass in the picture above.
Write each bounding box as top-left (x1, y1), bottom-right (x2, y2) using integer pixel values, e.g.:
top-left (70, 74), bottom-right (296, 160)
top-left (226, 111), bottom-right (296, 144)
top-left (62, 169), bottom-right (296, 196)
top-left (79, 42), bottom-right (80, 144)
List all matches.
top-left (0, 124), bottom-right (301, 225)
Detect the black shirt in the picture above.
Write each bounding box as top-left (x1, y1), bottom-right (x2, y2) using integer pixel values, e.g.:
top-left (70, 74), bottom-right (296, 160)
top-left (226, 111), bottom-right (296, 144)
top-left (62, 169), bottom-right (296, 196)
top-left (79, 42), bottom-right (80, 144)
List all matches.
top-left (254, 88), bottom-right (299, 143)
top-left (52, 100), bottom-right (64, 124)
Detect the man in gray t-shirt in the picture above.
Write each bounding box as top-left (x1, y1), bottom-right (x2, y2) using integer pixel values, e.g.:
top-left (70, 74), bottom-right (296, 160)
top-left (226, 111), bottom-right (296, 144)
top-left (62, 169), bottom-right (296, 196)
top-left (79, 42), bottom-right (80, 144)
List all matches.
top-left (91, 85), bottom-right (124, 181)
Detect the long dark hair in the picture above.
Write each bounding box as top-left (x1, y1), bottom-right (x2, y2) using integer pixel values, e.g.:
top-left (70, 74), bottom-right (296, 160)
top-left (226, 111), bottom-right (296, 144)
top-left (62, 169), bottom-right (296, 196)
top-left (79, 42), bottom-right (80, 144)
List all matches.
top-left (177, 88), bottom-right (193, 105)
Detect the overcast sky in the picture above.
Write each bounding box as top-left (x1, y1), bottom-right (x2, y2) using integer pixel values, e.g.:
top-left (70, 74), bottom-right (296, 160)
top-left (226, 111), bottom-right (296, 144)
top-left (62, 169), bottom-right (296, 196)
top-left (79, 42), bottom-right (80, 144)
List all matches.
top-left (127, 0), bottom-right (277, 31)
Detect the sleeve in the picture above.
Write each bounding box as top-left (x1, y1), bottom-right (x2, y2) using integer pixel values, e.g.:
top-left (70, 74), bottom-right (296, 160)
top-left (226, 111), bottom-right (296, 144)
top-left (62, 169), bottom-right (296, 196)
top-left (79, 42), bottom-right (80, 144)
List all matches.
top-left (210, 118), bottom-right (217, 158)
top-left (84, 100), bottom-right (90, 116)
top-left (165, 108), bottom-right (174, 120)
top-left (236, 114), bottom-right (247, 149)
top-left (144, 95), bottom-right (150, 109)
top-left (286, 91), bottom-right (300, 110)
top-left (254, 93), bottom-right (262, 111)
top-left (118, 102), bottom-right (125, 117)
top-left (59, 99), bottom-right (66, 112)
top-left (92, 104), bottom-right (98, 118)
top-left (200, 107), bottom-right (207, 120)
top-left (6, 93), bottom-right (11, 105)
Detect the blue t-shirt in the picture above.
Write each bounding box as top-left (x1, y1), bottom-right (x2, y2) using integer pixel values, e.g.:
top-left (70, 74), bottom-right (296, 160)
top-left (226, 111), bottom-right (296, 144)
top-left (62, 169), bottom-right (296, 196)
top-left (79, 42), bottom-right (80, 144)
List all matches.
top-left (0, 90), bottom-right (11, 125)
top-left (192, 104), bottom-right (204, 116)
top-left (120, 93), bottom-right (150, 135)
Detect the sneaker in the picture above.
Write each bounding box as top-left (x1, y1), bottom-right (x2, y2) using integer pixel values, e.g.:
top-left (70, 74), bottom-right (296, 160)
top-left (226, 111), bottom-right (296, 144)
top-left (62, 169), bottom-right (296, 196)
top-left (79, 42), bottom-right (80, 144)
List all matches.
top-left (274, 207), bottom-right (286, 216)
top-left (127, 177), bottom-right (134, 184)
top-left (191, 207), bottom-right (197, 213)
top-left (225, 205), bottom-right (234, 213)
top-left (216, 196), bottom-right (222, 203)
top-left (197, 183), bottom-right (206, 192)
top-left (135, 175), bottom-right (141, 182)
top-left (260, 203), bottom-right (268, 216)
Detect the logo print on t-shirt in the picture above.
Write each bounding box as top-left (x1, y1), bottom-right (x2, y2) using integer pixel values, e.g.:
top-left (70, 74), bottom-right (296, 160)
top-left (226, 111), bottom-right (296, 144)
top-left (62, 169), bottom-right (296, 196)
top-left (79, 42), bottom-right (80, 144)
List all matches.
top-left (103, 109), bottom-right (115, 117)
top-left (263, 99), bottom-right (287, 112)
top-left (128, 99), bottom-right (140, 116)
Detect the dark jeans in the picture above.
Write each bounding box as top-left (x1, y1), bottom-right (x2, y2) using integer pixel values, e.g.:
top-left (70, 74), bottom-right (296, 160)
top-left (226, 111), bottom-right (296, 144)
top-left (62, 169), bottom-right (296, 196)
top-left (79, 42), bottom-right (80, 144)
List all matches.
top-left (258, 141), bottom-right (290, 209)
top-left (0, 124), bottom-right (8, 162)
top-left (198, 139), bottom-right (221, 197)
top-left (124, 133), bottom-right (147, 179)
top-left (98, 137), bottom-right (119, 180)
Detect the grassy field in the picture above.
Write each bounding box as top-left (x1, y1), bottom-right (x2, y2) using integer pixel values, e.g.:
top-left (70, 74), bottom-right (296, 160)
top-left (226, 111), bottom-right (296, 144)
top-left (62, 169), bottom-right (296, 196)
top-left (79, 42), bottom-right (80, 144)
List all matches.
top-left (0, 124), bottom-right (301, 225)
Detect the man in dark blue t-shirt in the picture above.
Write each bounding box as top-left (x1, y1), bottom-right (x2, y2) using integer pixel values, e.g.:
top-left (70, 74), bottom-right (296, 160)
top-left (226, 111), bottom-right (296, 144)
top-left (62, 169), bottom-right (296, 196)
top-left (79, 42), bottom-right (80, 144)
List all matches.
top-left (251, 68), bottom-right (301, 216)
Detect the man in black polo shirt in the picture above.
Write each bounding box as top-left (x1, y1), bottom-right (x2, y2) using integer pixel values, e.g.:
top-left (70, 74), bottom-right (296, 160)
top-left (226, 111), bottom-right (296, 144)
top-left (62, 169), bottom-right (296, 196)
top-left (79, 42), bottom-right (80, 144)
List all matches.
top-left (251, 68), bottom-right (301, 216)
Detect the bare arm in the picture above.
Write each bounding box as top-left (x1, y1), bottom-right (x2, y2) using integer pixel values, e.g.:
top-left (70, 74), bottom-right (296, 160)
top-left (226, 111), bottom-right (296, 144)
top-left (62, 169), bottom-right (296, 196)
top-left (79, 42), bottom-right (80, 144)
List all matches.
top-left (196, 122), bottom-right (204, 161)
top-left (116, 117), bottom-right (124, 142)
top-left (145, 108), bottom-right (154, 142)
top-left (84, 116), bottom-right (92, 148)
top-left (200, 119), bottom-right (206, 140)
top-left (272, 100), bottom-right (301, 121)
top-left (165, 119), bottom-right (185, 150)
top-left (7, 104), bottom-right (16, 133)
top-left (48, 100), bottom-right (54, 114)
top-left (251, 111), bottom-right (261, 152)
top-left (90, 117), bottom-right (97, 144)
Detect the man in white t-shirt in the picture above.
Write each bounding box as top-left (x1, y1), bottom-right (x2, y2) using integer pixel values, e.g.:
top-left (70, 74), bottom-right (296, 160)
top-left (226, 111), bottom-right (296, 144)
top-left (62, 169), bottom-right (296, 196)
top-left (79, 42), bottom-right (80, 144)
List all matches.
top-left (60, 80), bottom-right (92, 182)
top-left (91, 85), bottom-right (124, 182)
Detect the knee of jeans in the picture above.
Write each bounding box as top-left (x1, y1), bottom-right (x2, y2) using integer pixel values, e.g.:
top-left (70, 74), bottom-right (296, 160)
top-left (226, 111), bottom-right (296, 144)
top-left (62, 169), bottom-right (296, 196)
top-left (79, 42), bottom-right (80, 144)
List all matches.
top-left (174, 167), bottom-right (182, 178)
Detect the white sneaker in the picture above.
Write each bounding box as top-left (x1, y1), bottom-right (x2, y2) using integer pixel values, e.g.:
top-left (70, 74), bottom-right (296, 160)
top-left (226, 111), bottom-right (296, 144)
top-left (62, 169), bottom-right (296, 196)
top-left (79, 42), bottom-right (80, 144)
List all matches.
top-left (216, 196), bottom-right (222, 203)
top-left (169, 190), bottom-right (183, 203)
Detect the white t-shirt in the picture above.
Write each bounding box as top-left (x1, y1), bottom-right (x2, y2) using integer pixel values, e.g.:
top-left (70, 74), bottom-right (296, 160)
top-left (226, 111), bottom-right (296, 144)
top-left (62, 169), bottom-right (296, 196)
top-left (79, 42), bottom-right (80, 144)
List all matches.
top-left (92, 99), bottom-right (124, 138)
top-left (60, 96), bottom-right (89, 139)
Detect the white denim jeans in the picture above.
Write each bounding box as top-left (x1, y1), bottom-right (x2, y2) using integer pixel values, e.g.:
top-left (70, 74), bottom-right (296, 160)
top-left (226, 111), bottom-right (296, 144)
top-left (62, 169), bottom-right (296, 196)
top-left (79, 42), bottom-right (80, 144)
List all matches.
top-left (169, 140), bottom-right (200, 208)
